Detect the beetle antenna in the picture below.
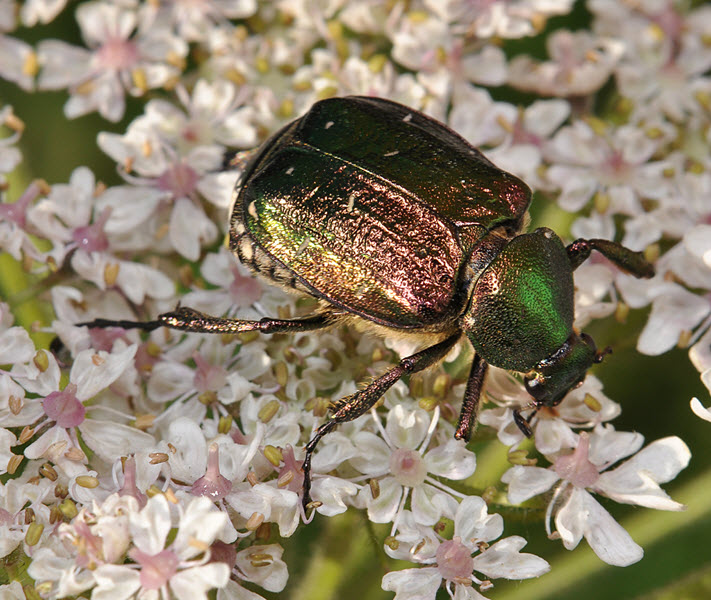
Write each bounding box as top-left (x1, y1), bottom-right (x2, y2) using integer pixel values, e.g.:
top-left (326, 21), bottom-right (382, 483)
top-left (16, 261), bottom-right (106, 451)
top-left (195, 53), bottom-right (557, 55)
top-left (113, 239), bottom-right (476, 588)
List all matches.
top-left (594, 346), bottom-right (613, 363)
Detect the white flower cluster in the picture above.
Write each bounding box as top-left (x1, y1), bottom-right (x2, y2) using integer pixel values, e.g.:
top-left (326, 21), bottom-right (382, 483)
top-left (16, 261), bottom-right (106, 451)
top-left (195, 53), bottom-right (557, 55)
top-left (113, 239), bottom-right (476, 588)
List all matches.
top-left (0, 0), bottom-right (707, 599)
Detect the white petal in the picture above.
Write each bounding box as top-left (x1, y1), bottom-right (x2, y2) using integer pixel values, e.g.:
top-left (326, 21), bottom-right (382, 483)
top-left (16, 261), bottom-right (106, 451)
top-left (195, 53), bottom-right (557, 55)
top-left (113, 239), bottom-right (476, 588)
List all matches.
top-left (92, 565), bottom-right (141, 600)
top-left (424, 438), bottom-right (476, 479)
top-left (235, 544), bottom-right (288, 593)
top-left (70, 344), bottom-right (137, 401)
top-left (0, 327), bottom-right (35, 364)
top-left (217, 580), bottom-right (268, 600)
top-left (130, 494), bottom-right (172, 554)
top-left (174, 497), bottom-right (229, 559)
top-left (170, 563), bottom-right (231, 600)
top-left (502, 466), bottom-right (559, 504)
top-left (472, 536), bottom-right (550, 580)
top-left (312, 475), bottom-right (359, 517)
top-left (691, 397), bottom-right (711, 422)
top-left (79, 420), bottom-right (155, 463)
top-left (524, 99), bottom-right (570, 137)
top-left (347, 430), bottom-right (393, 475)
top-left (411, 483), bottom-right (458, 526)
top-left (637, 285), bottom-right (710, 355)
top-left (169, 197), bottom-right (218, 261)
top-left (364, 476), bottom-right (402, 524)
top-left (115, 261), bottom-right (175, 303)
top-left (588, 424), bottom-right (644, 466)
top-left (386, 404), bottom-right (429, 449)
top-left (556, 488), bottom-right (643, 566)
top-left (381, 567), bottom-right (442, 600)
top-left (163, 417), bottom-right (208, 484)
top-left (97, 186), bottom-right (165, 234)
top-left (596, 437), bottom-right (690, 510)
top-left (147, 361), bottom-right (194, 403)
top-left (454, 496), bottom-right (504, 544)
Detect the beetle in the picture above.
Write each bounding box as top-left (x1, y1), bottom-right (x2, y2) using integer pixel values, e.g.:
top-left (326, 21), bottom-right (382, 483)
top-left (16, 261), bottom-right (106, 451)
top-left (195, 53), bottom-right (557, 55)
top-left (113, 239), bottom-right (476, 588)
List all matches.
top-left (80, 96), bottom-right (654, 509)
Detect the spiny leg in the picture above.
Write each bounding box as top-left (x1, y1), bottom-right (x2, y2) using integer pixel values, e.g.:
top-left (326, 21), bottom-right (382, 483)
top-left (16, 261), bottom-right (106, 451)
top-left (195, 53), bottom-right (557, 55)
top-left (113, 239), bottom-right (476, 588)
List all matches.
top-left (78, 306), bottom-right (335, 335)
top-left (454, 353), bottom-right (488, 442)
top-left (566, 238), bottom-right (655, 278)
top-left (301, 332), bottom-right (461, 511)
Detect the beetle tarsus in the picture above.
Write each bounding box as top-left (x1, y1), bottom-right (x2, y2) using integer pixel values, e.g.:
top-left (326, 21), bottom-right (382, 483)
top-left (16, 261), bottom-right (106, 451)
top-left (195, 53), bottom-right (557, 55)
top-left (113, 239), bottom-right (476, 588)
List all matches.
top-left (78, 317), bottom-right (163, 331)
top-left (512, 407), bottom-right (535, 438)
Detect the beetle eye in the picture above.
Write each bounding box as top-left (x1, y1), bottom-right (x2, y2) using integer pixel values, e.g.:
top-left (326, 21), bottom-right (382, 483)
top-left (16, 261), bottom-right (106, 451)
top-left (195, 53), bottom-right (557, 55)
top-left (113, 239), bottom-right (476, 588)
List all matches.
top-left (524, 372), bottom-right (546, 400)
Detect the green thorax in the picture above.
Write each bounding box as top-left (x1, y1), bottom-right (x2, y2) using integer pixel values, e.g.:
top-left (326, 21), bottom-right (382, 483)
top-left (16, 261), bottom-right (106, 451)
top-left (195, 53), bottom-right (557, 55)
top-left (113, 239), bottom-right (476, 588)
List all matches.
top-left (460, 228), bottom-right (575, 371)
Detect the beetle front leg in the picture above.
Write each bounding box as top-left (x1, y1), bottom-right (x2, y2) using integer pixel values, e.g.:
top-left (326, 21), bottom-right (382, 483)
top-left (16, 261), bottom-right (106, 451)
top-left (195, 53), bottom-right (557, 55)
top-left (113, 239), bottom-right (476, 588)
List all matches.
top-left (77, 306), bottom-right (335, 335)
top-left (566, 238), bottom-right (655, 278)
top-left (454, 353), bottom-right (488, 442)
top-left (512, 407), bottom-right (536, 438)
top-left (301, 333), bottom-right (461, 511)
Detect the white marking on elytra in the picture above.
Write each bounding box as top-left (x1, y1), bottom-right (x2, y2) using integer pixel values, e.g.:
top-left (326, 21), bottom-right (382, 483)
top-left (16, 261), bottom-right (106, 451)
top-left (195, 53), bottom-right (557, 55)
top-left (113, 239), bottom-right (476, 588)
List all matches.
top-left (248, 201), bottom-right (258, 220)
top-left (286, 166), bottom-right (295, 175)
top-left (384, 150), bottom-right (399, 157)
top-left (325, 121), bottom-right (334, 129)
top-left (402, 113), bottom-right (413, 123)
top-left (233, 221), bottom-right (246, 235)
top-left (296, 237), bottom-right (310, 256)
top-left (346, 193), bottom-right (356, 212)
top-left (239, 237), bottom-right (253, 261)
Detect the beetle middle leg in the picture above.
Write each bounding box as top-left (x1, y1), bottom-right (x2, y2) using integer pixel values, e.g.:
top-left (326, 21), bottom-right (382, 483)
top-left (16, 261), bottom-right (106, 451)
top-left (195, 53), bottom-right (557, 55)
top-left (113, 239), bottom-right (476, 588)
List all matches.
top-left (565, 238), bottom-right (654, 278)
top-left (454, 353), bottom-right (488, 442)
top-left (301, 332), bottom-right (461, 510)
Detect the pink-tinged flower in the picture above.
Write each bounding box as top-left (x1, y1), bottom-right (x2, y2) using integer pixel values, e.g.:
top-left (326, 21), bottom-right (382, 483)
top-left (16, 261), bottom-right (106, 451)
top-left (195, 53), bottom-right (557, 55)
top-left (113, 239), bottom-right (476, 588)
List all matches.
top-left (545, 119), bottom-right (668, 217)
top-left (96, 81), bottom-right (257, 259)
top-left (508, 30), bottom-right (624, 96)
top-left (349, 404), bottom-right (476, 527)
top-left (383, 496), bottom-right (549, 599)
top-left (179, 247), bottom-right (263, 322)
top-left (26, 167), bottom-right (175, 303)
top-left (37, 2), bottom-right (187, 121)
top-left (12, 343), bottom-right (154, 477)
top-left (423, 0), bottom-right (574, 39)
top-left (503, 426), bottom-right (690, 566)
top-left (592, 1), bottom-right (711, 122)
top-left (139, 0), bottom-right (257, 42)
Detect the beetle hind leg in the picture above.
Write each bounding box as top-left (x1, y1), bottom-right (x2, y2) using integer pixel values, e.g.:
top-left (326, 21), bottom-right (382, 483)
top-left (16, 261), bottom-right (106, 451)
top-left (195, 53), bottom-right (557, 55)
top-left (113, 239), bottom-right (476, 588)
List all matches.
top-left (301, 332), bottom-right (461, 511)
top-left (566, 238), bottom-right (654, 279)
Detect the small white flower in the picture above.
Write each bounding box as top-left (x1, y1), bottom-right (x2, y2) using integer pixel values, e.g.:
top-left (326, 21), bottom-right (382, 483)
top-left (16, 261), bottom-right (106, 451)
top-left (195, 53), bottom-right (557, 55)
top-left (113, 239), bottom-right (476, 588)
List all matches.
top-left (37, 2), bottom-right (187, 121)
top-left (508, 30), bottom-right (624, 96)
top-left (503, 426), bottom-right (690, 566)
top-left (383, 496), bottom-right (549, 599)
top-left (349, 404), bottom-right (476, 527)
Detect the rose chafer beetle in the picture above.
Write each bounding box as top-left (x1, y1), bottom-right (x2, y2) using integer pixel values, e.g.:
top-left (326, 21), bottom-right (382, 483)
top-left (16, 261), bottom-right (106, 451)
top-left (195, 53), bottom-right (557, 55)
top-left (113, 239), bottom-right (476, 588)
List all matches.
top-left (81, 96), bottom-right (654, 509)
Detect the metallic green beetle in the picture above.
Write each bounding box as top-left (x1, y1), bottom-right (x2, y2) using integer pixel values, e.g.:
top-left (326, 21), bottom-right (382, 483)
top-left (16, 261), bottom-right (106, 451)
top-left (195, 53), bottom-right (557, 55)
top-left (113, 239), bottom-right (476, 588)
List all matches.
top-left (83, 96), bottom-right (654, 509)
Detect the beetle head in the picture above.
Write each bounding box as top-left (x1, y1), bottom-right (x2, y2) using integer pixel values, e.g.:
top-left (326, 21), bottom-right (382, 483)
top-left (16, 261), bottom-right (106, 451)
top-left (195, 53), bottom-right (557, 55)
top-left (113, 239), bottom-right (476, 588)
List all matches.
top-left (523, 332), bottom-right (609, 410)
